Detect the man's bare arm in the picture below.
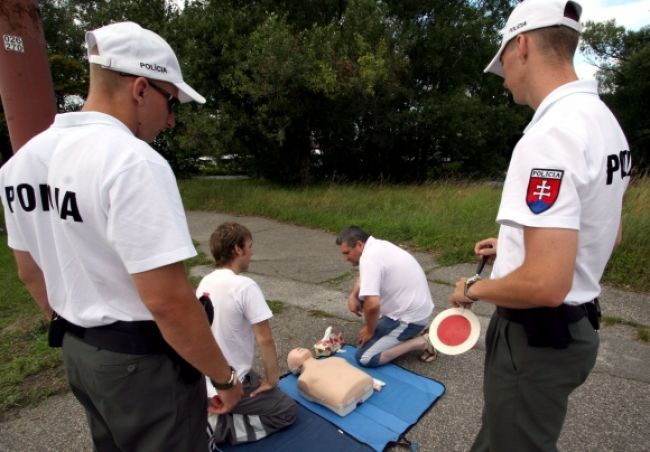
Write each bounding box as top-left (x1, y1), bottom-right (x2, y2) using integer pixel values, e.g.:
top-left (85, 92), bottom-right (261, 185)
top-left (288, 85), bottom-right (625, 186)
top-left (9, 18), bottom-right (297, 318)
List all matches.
top-left (361, 295), bottom-right (380, 332)
top-left (347, 278), bottom-right (362, 316)
top-left (451, 227), bottom-right (577, 309)
top-left (132, 262), bottom-right (242, 411)
top-left (250, 320), bottom-right (280, 396)
top-left (13, 250), bottom-right (52, 318)
top-left (615, 220), bottom-right (623, 248)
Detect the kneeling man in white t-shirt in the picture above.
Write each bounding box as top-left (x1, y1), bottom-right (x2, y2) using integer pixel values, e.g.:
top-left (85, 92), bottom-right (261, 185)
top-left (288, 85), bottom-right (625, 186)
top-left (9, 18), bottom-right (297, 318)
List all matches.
top-left (197, 222), bottom-right (296, 448)
top-left (336, 226), bottom-right (436, 366)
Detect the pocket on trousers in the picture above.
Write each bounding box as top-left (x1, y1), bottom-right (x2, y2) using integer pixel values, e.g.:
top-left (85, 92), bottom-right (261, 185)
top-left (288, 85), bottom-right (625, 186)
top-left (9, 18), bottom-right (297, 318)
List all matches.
top-left (94, 353), bottom-right (168, 386)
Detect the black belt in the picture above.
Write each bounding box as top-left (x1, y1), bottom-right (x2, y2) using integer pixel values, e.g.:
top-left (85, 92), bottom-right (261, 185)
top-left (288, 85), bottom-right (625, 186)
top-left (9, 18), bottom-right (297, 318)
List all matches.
top-left (63, 318), bottom-right (169, 355)
top-left (496, 300), bottom-right (601, 349)
top-left (498, 303), bottom-right (588, 325)
top-left (48, 295), bottom-right (214, 383)
top-left (50, 315), bottom-right (202, 383)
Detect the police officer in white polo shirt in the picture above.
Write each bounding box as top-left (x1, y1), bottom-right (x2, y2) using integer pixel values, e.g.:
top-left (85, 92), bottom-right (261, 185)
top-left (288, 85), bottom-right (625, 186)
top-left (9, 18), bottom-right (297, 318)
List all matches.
top-left (449, 1), bottom-right (630, 450)
top-left (0, 22), bottom-right (242, 451)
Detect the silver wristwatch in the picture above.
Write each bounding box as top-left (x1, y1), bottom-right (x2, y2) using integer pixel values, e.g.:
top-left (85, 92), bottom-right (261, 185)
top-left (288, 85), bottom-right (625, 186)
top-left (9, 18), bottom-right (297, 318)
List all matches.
top-left (464, 275), bottom-right (481, 302)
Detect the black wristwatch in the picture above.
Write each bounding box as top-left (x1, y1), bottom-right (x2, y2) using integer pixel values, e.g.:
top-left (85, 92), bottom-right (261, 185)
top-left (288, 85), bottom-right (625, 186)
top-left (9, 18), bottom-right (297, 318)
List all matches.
top-left (210, 366), bottom-right (237, 390)
top-left (464, 275), bottom-right (481, 303)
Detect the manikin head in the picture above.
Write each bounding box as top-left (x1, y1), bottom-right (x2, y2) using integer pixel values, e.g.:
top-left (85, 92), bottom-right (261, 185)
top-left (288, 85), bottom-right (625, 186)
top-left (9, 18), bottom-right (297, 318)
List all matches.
top-left (287, 347), bottom-right (313, 374)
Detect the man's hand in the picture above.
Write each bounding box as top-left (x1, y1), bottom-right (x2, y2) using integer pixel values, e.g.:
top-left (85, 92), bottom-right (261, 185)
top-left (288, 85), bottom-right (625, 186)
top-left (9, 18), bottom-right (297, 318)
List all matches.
top-left (449, 277), bottom-right (474, 309)
top-left (249, 380), bottom-right (274, 398)
top-left (358, 325), bottom-right (374, 346)
top-left (448, 237), bottom-right (496, 308)
top-left (474, 238), bottom-right (497, 265)
top-left (348, 297), bottom-right (362, 316)
top-left (207, 380), bottom-right (243, 414)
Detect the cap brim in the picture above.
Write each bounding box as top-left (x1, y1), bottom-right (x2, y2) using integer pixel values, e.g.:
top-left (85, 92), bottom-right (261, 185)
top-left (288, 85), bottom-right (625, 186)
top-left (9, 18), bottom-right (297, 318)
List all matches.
top-left (484, 39), bottom-right (507, 77)
top-left (175, 82), bottom-right (206, 104)
top-left (484, 52), bottom-right (504, 77)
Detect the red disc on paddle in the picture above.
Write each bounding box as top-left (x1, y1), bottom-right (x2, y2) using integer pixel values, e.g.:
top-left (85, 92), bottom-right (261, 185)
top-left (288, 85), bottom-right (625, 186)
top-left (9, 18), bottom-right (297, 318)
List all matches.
top-left (429, 308), bottom-right (481, 355)
top-left (436, 315), bottom-right (471, 346)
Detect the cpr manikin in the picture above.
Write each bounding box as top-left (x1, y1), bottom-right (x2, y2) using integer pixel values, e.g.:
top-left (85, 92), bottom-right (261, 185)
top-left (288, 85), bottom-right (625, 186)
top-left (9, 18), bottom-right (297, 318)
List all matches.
top-left (287, 347), bottom-right (374, 417)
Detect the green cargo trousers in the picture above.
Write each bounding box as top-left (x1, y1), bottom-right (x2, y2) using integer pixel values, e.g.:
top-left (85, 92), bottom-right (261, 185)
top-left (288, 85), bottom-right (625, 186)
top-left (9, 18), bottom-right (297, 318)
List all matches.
top-left (62, 332), bottom-right (208, 452)
top-left (471, 313), bottom-right (599, 452)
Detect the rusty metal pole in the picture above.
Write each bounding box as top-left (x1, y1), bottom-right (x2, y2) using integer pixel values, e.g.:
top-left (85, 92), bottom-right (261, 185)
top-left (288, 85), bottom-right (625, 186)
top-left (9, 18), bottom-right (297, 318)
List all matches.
top-left (0, 0), bottom-right (56, 154)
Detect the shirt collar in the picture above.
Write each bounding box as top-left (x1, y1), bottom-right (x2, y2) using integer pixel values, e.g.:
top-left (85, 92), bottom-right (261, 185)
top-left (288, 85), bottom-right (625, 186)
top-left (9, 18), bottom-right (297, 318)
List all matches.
top-left (524, 79), bottom-right (598, 134)
top-left (53, 111), bottom-right (134, 136)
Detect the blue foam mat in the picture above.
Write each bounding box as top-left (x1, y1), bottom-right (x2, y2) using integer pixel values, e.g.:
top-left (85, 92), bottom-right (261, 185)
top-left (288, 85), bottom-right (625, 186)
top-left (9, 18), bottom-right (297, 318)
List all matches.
top-left (278, 345), bottom-right (445, 451)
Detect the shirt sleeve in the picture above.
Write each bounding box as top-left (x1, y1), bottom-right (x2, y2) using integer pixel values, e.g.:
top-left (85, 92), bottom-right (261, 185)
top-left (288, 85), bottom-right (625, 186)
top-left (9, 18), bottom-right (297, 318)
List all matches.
top-left (241, 281), bottom-right (273, 325)
top-left (497, 125), bottom-right (585, 231)
top-left (106, 159), bottom-right (196, 274)
top-left (359, 255), bottom-right (382, 299)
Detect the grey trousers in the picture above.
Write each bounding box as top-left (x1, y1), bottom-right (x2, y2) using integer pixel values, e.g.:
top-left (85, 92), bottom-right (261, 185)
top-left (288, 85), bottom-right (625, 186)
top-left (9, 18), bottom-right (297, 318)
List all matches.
top-left (471, 313), bottom-right (599, 452)
top-left (207, 370), bottom-right (296, 448)
top-left (62, 332), bottom-right (208, 452)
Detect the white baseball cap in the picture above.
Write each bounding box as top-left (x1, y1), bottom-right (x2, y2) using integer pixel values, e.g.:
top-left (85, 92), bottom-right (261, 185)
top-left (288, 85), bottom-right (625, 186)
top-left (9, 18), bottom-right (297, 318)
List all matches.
top-left (86, 21), bottom-right (205, 104)
top-left (484, 0), bottom-right (583, 77)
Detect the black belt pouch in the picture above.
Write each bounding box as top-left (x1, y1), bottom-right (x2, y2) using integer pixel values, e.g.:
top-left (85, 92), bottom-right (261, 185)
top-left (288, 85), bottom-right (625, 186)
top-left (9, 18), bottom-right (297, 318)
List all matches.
top-left (48, 313), bottom-right (66, 347)
top-left (523, 307), bottom-right (573, 349)
top-left (585, 298), bottom-right (601, 330)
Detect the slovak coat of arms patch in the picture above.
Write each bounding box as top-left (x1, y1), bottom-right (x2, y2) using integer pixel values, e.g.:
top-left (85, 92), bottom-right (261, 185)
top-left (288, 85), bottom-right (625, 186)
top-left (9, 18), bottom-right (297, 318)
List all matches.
top-left (526, 168), bottom-right (564, 214)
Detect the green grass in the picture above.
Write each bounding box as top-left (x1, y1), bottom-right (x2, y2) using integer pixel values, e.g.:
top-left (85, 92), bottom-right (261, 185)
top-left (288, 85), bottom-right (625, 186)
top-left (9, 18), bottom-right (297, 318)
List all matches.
top-left (0, 233), bottom-right (67, 414)
top-left (601, 178), bottom-right (650, 292)
top-left (180, 179), bottom-right (502, 266)
top-left (179, 177), bottom-right (650, 292)
top-left (267, 300), bottom-right (286, 315)
top-left (185, 240), bottom-right (214, 270)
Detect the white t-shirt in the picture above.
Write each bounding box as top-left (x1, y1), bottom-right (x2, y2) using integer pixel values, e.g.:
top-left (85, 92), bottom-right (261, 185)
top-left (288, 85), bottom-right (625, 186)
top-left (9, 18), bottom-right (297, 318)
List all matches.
top-left (196, 268), bottom-right (272, 396)
top-left (492, 80), bottom-right (630, 304)
top-left (359, 236), bottom-right (433, 323)
top-left (0, 112), bottom-right (196, 326)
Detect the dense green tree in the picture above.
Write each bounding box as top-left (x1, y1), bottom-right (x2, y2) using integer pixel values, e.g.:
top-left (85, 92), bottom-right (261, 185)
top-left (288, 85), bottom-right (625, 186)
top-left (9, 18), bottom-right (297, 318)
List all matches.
top-left (381, 0), bottom-right (526, 179)
top-left (172, 0), bottom-right (526, 183)
top-left (39, 0), bottom-right (86, 111)
top-left (6, 0), bottom-right (645, 181)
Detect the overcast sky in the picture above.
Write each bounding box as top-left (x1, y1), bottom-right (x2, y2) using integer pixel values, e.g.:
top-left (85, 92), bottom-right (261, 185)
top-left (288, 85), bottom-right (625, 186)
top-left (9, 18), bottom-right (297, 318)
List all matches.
top-left (576, 0), bottom-right (650, 79)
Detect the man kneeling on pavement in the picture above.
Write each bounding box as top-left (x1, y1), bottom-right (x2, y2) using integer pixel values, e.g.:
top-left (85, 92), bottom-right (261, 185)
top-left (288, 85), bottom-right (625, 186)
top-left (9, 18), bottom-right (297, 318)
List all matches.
top-left (196, 222), bottom-right (296, 447)
top-left (336, 226), bottom-right (436, 366)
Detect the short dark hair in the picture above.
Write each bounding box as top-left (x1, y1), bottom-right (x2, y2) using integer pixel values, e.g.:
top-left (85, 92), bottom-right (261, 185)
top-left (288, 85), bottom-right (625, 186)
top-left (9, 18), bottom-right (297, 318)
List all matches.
top-left (531, 26), bottom-right (580, 61)
top-left (210, 222), bottom-right (252, 266)
top-left (530, 2), bottom-right (581, 62)
top-left (336, 226), bottom-right (369, 247)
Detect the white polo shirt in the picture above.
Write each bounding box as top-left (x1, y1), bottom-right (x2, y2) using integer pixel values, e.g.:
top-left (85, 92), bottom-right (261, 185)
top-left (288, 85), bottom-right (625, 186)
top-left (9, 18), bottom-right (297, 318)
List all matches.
top-left (359, 236), bottom-right (433, 323)
top-left (196, 269), bottom-right (272, 396)
top-left (492, 80), bottom-right (630, 304)
top-left (0, 112), bottom-right (196, 326)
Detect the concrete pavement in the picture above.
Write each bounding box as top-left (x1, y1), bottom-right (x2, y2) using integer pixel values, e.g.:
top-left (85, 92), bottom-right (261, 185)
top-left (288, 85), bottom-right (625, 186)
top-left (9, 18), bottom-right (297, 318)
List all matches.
top-left (1, 211), bottom-right (648, 451)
